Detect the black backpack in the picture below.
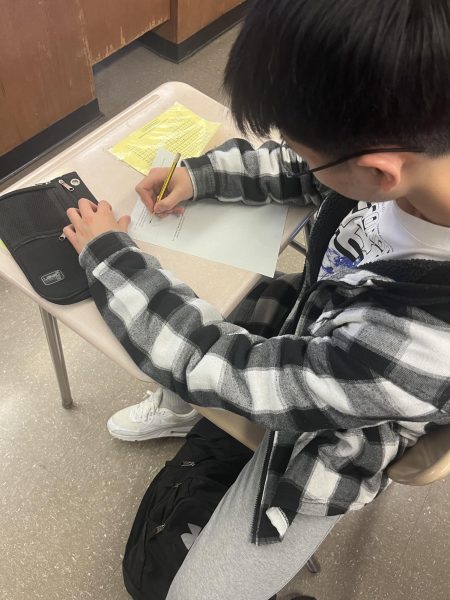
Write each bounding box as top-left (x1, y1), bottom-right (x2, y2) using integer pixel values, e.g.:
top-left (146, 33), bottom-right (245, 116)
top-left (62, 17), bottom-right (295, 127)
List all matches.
top-left (123, 418), bottom-right (253, 600)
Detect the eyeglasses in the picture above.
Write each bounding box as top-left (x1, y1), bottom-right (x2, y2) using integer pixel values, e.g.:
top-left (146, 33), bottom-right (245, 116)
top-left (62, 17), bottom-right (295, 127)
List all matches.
top-left (279, 140), bottom-right (424, 205)
top-left (279, 140), bottom-right (424, 178)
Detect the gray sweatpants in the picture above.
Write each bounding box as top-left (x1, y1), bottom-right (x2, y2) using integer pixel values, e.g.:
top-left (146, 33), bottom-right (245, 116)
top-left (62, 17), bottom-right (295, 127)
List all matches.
top-left (167, 434), bottom-right (341, 600)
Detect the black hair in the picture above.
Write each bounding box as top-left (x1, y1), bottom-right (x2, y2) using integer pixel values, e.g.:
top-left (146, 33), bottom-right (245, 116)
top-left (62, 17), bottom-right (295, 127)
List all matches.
top-left (224, 0), bottom-right (450, 157)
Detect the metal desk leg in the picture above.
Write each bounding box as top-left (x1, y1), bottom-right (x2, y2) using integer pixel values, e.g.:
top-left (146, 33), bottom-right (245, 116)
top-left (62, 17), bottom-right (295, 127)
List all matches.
top-left (39, 307), bottom-right (74, 409)
top-left (306, 553), bottom-right (321, 573)
top-left (289, 214), bottom-right (313, 256)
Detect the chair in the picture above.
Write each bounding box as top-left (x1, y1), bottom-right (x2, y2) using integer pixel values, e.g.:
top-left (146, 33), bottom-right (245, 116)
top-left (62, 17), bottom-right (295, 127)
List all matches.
top-left (386, 423), bottom-right (450, 485)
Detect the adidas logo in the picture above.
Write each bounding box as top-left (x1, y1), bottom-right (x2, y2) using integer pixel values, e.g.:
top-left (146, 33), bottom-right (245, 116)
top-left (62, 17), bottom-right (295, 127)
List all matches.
top-left (181, 523), bottom-right (203, 550)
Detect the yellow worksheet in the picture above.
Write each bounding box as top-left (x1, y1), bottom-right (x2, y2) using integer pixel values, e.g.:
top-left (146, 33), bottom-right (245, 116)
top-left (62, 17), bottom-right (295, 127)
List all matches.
top-left (109, 102), bottom-right (221, 175)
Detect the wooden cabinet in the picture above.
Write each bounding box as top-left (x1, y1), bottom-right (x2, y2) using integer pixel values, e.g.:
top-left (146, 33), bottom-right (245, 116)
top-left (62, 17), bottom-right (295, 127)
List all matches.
top-left (0, 0), bottom-right (95, 157)
top-left (80, 0), bottom-right (170, 64)
top-left (0, 0), bottom-right (170, 177)
top-left (157, 0), bottom-right (245, 44)
top-left (0, 0), bottom-right (244, 177)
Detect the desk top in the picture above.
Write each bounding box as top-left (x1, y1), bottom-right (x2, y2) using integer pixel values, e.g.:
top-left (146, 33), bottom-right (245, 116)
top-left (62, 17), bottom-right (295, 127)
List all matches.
top-left (0, 82), bottom-right (313, 384)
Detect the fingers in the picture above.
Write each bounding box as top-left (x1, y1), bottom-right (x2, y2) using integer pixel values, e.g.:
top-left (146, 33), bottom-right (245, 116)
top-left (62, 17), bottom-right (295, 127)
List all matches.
top-left (62, 224), bottom-right (76, 238)
top-left (97, 199), bottom-right (112, 213)
top-left (67, 198), bottom-right (105, 225)
top-left (154, 207), bottom-right (185, 219)
top-left (137, 187), bottom-right (156, 213)
top-left (67, 199), bottom-right (121, 223)
top-left (78, 197), bottom-right (101, 217)
top-left (62, 224), bottom-right (80, 253)
top-left (118, 215), bottom-right (131, 232)
top-left (135, 167), bottom-right (192, 218)
top-left (78, 198), bottom-right (111, 217)
top-left (154, 189), bottom-right (184, 214)
top-left (64, 199), bottom-right (128, 255)
top-left (66, 206), bottom-right (82, 226)
top-left (136, 171), bottom-right (163, 212)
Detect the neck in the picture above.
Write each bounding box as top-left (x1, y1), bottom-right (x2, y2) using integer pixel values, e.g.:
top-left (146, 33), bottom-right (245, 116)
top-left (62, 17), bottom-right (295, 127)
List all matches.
top-left (399, 155), bottom-right (450, 227)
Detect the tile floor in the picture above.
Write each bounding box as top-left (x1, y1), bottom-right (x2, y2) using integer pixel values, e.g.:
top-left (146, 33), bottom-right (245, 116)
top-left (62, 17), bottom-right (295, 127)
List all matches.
top-left (1, 26), bottom-right (449, 600)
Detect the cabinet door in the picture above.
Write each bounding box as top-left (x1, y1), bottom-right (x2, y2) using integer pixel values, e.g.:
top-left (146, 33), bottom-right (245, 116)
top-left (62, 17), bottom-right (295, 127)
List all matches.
top-left (0, 0), bottom-right (95, 156)
top-left (81, 0), bottom-right (171, 64)
top-left (157, 0), bottom-right (245, 44)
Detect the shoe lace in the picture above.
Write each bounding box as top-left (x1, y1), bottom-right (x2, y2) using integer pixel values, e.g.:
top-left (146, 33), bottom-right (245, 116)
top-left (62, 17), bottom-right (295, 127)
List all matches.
top-left (130, 390), bottom-right (162, 423)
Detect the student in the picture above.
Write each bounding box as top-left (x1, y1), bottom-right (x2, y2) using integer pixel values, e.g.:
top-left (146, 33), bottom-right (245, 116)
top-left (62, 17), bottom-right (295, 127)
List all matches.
top-left (64, 1), bottom-right (450, 598)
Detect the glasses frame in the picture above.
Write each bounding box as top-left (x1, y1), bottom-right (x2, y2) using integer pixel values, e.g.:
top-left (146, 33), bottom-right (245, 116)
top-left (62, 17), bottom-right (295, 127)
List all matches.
top-left (280, 140), bottom-right (424, 178)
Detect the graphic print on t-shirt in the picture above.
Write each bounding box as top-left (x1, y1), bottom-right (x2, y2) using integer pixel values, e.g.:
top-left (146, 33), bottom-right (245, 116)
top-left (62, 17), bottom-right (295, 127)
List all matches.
top-left (320, 202), bottom-right (393, 278)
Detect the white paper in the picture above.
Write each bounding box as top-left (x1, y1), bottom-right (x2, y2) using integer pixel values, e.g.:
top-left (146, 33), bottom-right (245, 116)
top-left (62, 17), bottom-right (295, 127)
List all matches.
top-left (129, 149), bottom-right (288, 277)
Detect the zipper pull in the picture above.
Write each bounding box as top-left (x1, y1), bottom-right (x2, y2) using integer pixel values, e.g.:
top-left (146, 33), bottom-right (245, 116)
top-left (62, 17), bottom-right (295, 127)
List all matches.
top-left (58, 179), bottom-right (74, 192)
top-left (146, 522), bottom-right (166, 541)
top-left (180, 461), bottom-right (195, 467)
top-left (148, 523), bottom-right (166, 540)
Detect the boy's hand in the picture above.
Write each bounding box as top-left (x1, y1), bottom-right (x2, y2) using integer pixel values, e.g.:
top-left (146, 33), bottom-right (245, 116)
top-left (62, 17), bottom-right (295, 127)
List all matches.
top-left (136, 167), bottom-right (194, 218)
top-left (64, 199), bottom-right (131, 254)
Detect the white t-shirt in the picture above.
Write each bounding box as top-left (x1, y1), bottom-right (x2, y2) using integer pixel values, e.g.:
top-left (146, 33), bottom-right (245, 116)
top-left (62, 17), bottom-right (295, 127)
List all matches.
top-left (319, 200), bottom-right (450, 280)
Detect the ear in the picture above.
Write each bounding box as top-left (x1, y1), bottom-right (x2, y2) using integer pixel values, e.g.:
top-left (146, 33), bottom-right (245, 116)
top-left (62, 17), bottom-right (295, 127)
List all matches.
top-left (355, 153), bottom-right (405, 193)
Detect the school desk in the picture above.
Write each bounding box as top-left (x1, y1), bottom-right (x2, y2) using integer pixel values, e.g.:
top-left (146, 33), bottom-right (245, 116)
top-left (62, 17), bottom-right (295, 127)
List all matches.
top-left (0, 82), bottom-right (314, 449)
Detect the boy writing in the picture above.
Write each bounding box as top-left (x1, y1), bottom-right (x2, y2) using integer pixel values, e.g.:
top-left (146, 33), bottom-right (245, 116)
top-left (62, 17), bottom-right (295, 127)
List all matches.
top-left (64, 1), bottom-right (450, 598)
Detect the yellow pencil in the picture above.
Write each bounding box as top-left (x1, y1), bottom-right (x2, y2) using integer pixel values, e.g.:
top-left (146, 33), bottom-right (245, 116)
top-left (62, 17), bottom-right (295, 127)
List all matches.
top-left (155, 153), bottom-right (181, 206)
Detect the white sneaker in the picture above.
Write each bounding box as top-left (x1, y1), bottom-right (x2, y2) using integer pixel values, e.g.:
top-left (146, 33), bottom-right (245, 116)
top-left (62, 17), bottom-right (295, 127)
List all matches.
top-left (107, 390), bottom-right (201, 441)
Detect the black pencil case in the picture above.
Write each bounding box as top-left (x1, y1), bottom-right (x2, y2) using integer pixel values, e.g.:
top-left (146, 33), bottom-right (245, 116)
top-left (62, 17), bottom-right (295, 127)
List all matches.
top-left (0, 172), bottom-right (98, 304)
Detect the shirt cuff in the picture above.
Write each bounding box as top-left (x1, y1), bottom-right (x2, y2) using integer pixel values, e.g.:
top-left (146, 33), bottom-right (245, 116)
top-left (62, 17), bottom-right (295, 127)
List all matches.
top-left (266, 507), bottom-right (289, 539)
top-left (79, 231), bottom-right (160, 273)
top-left (182, 155), bottom-right (217, 201)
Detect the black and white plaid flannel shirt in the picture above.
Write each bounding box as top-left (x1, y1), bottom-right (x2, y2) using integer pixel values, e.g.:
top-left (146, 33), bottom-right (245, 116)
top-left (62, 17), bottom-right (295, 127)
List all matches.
top-left (80, 139), bottom-right (450, 544)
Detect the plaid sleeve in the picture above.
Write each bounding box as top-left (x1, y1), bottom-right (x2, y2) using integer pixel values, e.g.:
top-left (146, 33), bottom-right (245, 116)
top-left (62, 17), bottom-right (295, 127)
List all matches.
top-left (183, 138), bottom-right (320, 207)
top-left (79, 232), bottom-right (448, 433)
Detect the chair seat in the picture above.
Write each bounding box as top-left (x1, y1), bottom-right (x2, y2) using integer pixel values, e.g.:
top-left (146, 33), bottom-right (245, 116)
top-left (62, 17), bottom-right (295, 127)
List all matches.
top-left (387, 423), bottom-right (450, 485)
